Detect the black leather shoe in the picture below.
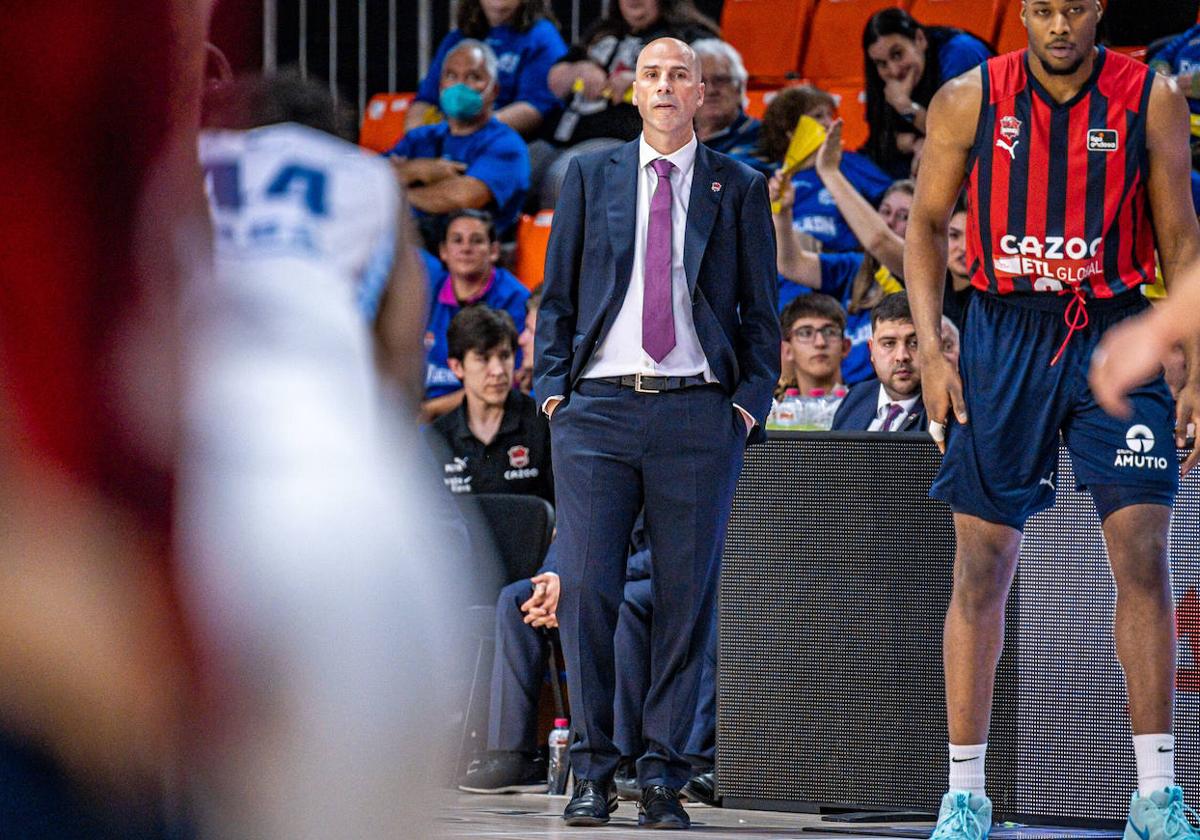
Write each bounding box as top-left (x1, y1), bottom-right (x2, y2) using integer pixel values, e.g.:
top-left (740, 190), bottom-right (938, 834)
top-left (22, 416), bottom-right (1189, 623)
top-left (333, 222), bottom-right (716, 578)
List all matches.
top-left (563, 779), bottom-right (618, 827)
top-left (614, 757), bottom-right (642, 801)
top-left (680, 771), bottom-right (719, 807)
top-left (638, 785), bottom-right (690, 829)
top-left (457, 752), bottom-right (547, 794)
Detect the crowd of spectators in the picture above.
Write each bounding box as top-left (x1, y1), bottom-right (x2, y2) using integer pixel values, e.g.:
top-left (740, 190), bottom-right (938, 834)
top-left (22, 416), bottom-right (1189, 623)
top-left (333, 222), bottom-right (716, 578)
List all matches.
top-left (395, 2), bottom-right (1016, 422)
top-left (421, 209), bottom-right (530, 419)
top-left (389, 1), bottom-right (1200, 798)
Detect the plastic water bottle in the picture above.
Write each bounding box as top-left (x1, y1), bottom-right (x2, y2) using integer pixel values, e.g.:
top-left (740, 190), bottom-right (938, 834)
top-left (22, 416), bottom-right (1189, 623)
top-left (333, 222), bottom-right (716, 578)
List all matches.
top-left (547, 718), bottom-right (571, 795)
top-left (799, 388), bottom-right (825, 430)
top-left (772, 388), bottom-right (802, 430)
top-left (808, 387), bottom-right (848, 430)
top-left (824, 386), bottom-right (848, 429)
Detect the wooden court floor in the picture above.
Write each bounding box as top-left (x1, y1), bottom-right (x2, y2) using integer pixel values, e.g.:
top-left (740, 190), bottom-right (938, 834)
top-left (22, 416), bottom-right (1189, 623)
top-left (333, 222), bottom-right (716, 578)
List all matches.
top-left (437, 792), bottom-right (932, 839)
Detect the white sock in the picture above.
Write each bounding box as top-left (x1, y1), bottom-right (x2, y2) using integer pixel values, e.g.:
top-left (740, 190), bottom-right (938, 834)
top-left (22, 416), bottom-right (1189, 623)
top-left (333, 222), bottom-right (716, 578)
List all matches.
top-left (948, 743), bottom-right (987, 796)
top-left (1133, 733), bottom-right (1175, 797)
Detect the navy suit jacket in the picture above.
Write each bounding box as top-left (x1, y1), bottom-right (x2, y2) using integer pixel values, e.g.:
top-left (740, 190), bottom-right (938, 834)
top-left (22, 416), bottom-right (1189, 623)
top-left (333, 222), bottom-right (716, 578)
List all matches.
top-left (831, 378), bottom-right (929, 432)
top-left (533, 139), bottom-right (780, 444)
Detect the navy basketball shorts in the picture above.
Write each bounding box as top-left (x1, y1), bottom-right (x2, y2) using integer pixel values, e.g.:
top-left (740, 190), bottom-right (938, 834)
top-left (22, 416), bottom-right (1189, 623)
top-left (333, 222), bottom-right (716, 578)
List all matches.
top-left (930, 290), bottom-right (1177, 530)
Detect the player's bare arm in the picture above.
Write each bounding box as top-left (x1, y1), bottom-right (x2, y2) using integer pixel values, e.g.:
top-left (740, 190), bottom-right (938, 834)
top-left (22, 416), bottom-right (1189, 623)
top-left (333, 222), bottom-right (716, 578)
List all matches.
top-left (375, 204), bottom-right (428, 402)
top-left (905, 68), bottom-right (981, 449)
top-left (1095, 74), bottom-right (1200, 473)
top-left (1145, 75), bottom-right (1200, 472)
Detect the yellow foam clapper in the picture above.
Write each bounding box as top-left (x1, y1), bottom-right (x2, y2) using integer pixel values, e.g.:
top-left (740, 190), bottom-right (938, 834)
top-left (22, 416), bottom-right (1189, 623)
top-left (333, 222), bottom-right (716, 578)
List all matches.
top-left (1190, 113), bottom-right (1200, 139)
top-left (874, 265), bottom-right (904, 294)
top-left (771, 114), bottom-right (828, 214)
top-left (781, 115), bottom-right (827, 176)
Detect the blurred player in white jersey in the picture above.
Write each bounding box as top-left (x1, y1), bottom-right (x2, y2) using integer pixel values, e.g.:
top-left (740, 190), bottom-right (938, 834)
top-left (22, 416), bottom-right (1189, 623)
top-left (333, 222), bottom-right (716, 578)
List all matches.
top-left (183, 73), bottom-right (475, 839)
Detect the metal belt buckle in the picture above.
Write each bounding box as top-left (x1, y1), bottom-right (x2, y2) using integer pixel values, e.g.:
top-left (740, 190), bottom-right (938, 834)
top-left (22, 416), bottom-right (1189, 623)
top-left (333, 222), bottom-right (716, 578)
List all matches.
top-left (633, 373), bottom-right (661, 394)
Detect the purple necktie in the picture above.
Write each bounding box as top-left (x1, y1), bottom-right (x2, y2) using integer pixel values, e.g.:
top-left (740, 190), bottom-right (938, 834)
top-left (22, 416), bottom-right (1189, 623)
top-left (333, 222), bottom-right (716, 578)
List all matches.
top-left (643, 158), bottom-right (676, 363)
top-left (881, 402), bottom-right (904, 432)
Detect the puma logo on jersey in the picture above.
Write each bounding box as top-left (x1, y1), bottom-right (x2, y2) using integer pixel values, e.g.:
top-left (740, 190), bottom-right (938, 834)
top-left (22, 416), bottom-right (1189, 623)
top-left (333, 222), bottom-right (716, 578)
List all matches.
top-left (996, 115), bottom-right (1022, 160)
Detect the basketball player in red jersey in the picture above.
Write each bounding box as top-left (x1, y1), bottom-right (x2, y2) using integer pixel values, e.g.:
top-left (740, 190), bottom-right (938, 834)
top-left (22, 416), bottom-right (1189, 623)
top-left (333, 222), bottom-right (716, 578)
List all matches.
top-left (906, 2), bottom-right (1200, 838)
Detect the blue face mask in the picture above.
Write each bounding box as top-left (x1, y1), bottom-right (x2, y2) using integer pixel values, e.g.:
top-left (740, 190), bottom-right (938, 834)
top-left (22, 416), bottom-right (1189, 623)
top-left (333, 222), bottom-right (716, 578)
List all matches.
top-left (440, 83), bottom-right (485, 120)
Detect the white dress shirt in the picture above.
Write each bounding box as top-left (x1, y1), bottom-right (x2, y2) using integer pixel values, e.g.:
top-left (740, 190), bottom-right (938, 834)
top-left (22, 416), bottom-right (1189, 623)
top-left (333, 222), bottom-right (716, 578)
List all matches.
top-left (866, 385), bottom-right (920, 432)
top-left (582, 134), bottom-right (715, 381)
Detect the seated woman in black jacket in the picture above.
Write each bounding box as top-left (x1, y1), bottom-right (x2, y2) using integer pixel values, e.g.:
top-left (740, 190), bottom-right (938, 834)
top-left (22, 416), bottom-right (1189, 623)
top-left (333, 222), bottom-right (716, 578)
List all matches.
top-left (861, 7), bottom-right (991, 178)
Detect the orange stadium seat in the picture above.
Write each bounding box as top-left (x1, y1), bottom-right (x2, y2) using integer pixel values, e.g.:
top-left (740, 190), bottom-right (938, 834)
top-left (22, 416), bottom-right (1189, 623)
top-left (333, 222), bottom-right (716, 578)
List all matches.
top-left (908, 0), bottom-right (1003, 45)
top-left (514, 210), bottom-right (554, 291)
top-left (801, 0), bottom-right (912, 82)
top-left (995, 5), bottom-right (1145, 61)
top-left (993, 0), bottom-right (1026, 54)
top-left (721, 0), bottom-right (817, 83)
top-left (744, 87), bottom-right (776, 120)
top-left (1110, 44), bottom-right (1147, 62)
top-left (359, 92), bottom-right (416, 153)
top-left (820, 79), bottom-right (872, 150)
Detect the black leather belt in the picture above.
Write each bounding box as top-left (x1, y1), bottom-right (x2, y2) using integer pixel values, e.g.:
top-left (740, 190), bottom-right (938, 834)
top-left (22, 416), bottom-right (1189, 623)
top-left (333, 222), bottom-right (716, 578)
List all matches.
top-left (595, 373), bottom-right (709, 393)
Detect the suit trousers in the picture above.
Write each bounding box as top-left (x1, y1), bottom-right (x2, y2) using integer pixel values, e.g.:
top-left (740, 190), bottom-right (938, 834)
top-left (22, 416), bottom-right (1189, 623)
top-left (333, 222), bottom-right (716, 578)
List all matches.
top-left (614, 578), bottom-right (718, 771)
top-left (488, 579), bottom-right (549, 754)
top-left (550, 378), bottom-right (743, 788)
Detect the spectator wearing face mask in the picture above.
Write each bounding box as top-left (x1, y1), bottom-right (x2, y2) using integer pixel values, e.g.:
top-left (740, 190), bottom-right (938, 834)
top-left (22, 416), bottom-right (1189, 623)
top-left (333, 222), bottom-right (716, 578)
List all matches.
top-left (406, 0), bottom-right (567, 139)
top-left (387, 39), bottom-right (530, 248)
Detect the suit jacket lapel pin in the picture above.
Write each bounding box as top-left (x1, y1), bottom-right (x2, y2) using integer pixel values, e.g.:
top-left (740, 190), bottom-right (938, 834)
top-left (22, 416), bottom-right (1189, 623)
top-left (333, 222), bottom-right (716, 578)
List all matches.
top-left (711, 181), bottom-right (721, 192)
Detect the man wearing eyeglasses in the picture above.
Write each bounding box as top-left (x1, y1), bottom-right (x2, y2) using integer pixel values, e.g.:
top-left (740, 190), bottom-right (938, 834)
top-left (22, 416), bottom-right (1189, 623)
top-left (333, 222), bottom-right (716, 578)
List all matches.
top-left (832, 291), bottom-right (928, 432)
top-left (692, 39), bottom-right (761, 159)
top-left (776, 293), bottom-right (850, 399)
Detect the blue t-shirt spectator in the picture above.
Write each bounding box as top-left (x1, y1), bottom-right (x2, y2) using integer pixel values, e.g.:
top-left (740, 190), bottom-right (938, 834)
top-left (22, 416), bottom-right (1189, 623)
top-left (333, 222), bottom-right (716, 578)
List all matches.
top-left (790, 152), bottom-right (892, 252)
top-left (389, 119), bottom-right (530, 238)
top-left (819, 252), bottom-right (875, 385)
top-left (425, 267), bottom-right (530, 398)
top-left (934, 30), bottom-right (991, 84)
top-left (1149, 25), bottom-right (1200, 116)
top-left (777, 275), bottom-right (811, 311)
top-left (416, 21), bottom-right (568, 120)
top-left (421, 248), bottom-right (447, 288)
top-left (702, 111), bottom-right (761, 159)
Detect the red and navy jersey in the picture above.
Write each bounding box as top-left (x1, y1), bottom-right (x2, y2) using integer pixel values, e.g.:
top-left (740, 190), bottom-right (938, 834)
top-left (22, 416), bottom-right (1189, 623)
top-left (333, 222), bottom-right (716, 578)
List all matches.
top-left (965, 48), bottom-right (1157, 297)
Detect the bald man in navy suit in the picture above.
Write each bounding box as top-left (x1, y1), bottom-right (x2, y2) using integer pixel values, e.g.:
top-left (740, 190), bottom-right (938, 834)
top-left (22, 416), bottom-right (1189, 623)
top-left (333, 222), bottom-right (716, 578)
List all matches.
top-left (534, 37), bottom-right (778, 830)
